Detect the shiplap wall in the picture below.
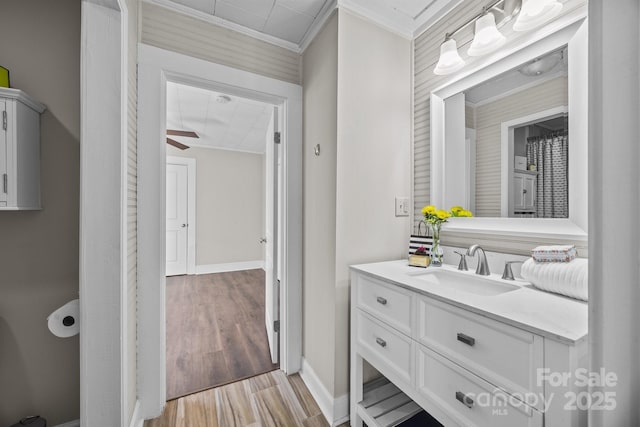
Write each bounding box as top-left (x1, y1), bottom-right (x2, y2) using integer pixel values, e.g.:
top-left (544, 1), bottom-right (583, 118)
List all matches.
top-left (473, 76), bottom-right (567, 216)
top-left (141, 2), bottom-right (301, 84)
top-left (413, 0), bottom-right (585, 232)
top-left (126, 0), bottom-right (139, 422)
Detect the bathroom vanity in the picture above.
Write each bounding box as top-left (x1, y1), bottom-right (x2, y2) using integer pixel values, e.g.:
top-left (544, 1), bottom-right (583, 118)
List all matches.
top-left (349, 260), bottom-right (588, 427)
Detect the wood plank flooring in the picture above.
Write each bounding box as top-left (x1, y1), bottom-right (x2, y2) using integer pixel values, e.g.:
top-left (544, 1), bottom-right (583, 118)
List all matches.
top-left (167, 270), bottom-right (278, 400)
top-left (145, 370), bottom-right (348, 427)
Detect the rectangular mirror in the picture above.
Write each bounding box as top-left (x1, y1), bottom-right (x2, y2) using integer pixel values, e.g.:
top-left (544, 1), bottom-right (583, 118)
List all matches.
top-left (429, 17), bottom-right (587, 242)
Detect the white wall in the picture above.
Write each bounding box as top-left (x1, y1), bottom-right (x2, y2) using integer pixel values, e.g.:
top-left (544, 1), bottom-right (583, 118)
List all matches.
top-left (301, 9), bottom-right (411, 413)
top-left (302, 11), bottom-right (339, 397)
top-left (334, 8), bottom-right (412, 398)
top-left (588, 1), bottom-right (640, 425)
top-left (167, 145), bottom-right (265, 267)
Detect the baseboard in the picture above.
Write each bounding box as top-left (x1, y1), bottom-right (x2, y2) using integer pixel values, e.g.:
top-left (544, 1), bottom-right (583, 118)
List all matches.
top-left (129, 400), bottom-right (144, 427)
top-left (299, 358), bottom-right (350, 427)
top-left (195, 260), bottom-right (264, 275)
top-left (53, 421), bottom-right (80, 427)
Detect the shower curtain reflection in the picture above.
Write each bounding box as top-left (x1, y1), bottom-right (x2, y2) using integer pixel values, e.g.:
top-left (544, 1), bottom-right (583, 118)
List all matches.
top-left (526, 131), bottom-right (569, 218)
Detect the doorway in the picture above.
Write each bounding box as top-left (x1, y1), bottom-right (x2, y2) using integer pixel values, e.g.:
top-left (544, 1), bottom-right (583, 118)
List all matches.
top-left (137, 45), bottom-right (302, 417)
top-left (163, 82), bottom-right (282, 399)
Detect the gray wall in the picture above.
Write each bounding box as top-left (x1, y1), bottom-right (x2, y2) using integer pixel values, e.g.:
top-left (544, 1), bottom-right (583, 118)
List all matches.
top-left (0, 1), bottom-right (80, 424)
top-left (167, 146), bottom-right (265, 266)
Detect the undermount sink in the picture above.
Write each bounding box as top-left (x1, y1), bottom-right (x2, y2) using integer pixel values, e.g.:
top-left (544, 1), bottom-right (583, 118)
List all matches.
top-left (414, 268), bottom-right (521, 296)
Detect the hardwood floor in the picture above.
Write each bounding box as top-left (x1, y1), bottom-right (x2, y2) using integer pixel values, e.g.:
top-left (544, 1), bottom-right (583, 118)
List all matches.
top-left (166, 269), bottom-right (278, 400)
top-left (146, 370), bottom-right (347, 427)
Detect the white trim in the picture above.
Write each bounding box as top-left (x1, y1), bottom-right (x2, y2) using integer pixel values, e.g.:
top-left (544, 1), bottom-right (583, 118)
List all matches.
top-left (299, 358), bottom-right (350, 427)
top-left (137, 44), bottom-right (303, 419)
top-left (53, 421), bottom-right (80, 427)
top-left (195, 260), bottom-right (265, 275)
top-left (175, 141), bottom-right (266, 155)
top-left (80, 1), bottom-right (128, 425)
top-left (143, 0), bottom-right (301, 53)
top-left (500, 106), bottom-right (568, 217)
top-left (166, 156), bottom-right (196, 275)
top-left (128, 400), bottom-right (144, 427)
top-left (299, 0), bottom-right (338, 53)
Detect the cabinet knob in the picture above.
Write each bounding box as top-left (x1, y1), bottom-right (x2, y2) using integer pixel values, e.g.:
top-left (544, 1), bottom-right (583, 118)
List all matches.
top-left (375, 337), bottom-right (387, 348)
top-left (376, 296), bottom-right (387, 305)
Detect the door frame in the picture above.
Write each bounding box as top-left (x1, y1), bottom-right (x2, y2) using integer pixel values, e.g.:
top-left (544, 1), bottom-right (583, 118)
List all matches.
top-left (80, 0), bottom-right (131, 425)
top-left (166, 156), bottom-right (197, 275)
top-left (137, 44), bottom-right (303, 418)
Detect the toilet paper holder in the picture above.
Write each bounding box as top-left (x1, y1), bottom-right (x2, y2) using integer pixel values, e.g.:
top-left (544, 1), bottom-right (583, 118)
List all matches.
top-left (47, 299), bottom-right (79, 338)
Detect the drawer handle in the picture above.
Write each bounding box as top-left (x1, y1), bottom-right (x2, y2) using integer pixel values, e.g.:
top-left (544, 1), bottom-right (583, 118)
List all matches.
top-left (375, 337), bottom-right (387, 348)
top-left (456, 391), bottom-right (474, 409)
top-left (376, 296), bottom-right (387, 305)
top-left (457, 333), bottom-right (475, 347)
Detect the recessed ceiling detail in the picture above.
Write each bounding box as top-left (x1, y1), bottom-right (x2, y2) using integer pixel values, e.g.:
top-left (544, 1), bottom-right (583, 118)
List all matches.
top-left (166, 82), bottom-right (273, 154)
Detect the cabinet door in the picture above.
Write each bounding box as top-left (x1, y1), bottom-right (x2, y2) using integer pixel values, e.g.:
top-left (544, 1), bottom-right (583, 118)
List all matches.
top-left (513, 175), bottom-right (525, 210)
top-left (523, 176), bottom-right (536, 211)
top-left (0, 100), bottom-right (6, 204)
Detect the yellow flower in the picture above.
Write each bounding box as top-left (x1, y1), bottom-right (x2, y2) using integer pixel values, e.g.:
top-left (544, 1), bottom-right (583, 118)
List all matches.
top-left (436, 210), bottom-right (451, 220)
top-left (422, 205), bottom-right (436, 215)
top-left (450, 205), bottom-right (463, 213)
top-left (459, 210), bottom-right (473, 217)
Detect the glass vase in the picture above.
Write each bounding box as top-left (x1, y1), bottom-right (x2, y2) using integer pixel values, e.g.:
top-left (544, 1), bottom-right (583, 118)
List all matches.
top-left (430, 223), bottom-right (443, 266)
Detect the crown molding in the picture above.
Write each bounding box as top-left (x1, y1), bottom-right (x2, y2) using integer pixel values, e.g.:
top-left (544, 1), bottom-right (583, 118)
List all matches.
top-left (143, 0), bottom-right (302, 53)
top-left (299, 0), bottom-right (338, 53)
top-left (413, 0), bottom-right (466, 39)
top-left (337, 0), bottom-right (413, 39)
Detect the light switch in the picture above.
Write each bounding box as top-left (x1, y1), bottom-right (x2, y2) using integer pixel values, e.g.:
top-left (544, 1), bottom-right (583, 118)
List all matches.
top-left (395, 197), bottom-right (410, 217)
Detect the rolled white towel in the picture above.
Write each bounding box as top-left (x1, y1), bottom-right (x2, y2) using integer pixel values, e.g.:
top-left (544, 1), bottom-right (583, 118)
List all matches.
top-left (521, 257), bottom-right (588, 301)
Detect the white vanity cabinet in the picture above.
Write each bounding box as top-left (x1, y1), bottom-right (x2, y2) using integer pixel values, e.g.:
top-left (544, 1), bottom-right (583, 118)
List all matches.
top-left (350, 265), bottom-right (588, 427)
top-left (0, 88), bottom-right (46, 210)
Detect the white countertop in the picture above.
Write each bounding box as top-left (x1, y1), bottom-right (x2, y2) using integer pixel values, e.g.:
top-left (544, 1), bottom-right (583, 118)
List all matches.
top-left (350, 260), bottom-right (588, 344)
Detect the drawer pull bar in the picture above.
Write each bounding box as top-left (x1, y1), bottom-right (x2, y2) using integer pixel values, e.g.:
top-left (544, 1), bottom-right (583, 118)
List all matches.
top-left (376, 296), bottom-right (387, 305)
top-left (457, 333), bottom-right (475, 346)
top-left (375, 337), bottom-right (387, 348)
top-left (456, 391), bottom-right (474, 409)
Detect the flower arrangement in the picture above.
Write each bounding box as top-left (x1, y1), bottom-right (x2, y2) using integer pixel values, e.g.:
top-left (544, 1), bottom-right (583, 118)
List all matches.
top-left (421, 205), bottom-right (473, 266)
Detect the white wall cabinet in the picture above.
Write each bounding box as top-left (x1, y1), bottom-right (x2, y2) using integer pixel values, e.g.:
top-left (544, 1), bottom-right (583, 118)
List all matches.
top-left (513, 171), bottom-right (537, 214)
top-left (0, 88), bottom-right (46, 210)
top-left (350, 268), bottom-right (587, 427)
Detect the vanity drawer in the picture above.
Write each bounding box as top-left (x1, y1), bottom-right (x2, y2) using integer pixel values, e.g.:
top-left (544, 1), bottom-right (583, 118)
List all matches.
top-left (356, 274), bottom-right (412, 335)
top-left (417, 298), bottom-right (544, 409)
top-left (416, 344), bottom-right (543, 427)
top-left (356, 310), bottom-right (413, 384)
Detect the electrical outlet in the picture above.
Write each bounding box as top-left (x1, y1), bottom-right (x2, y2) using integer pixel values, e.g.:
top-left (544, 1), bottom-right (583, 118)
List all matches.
top-left (395, 197), bottom-right (410, 217)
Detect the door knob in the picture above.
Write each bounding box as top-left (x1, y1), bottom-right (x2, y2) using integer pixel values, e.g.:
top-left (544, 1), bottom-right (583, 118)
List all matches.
top-left (181, 224), bottom-right (187, 228)
top-left (259, 237), bottom-right (267, 243)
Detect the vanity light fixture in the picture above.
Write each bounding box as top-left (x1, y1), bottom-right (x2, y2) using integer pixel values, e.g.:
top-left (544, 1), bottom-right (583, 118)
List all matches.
top-left (513, 0), bottom-right (563, 32)
top-left (468, 11), bottom-right (506, 57)
top-left (432, 0), bottom-right (562, 75)
top-left (434, 37), bottom-right (466, 75)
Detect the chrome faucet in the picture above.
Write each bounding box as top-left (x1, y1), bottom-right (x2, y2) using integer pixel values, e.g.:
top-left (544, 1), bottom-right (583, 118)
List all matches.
top-left (467, 244), bottom-right (490, 276)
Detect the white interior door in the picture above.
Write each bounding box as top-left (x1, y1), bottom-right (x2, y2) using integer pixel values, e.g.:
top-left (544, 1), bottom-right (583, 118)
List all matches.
top-left (265, 107), bottom-right (279, 364)
top-left (166, 162), bottom-right (188, 276)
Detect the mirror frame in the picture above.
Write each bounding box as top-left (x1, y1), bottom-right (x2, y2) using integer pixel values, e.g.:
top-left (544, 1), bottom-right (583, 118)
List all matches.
top-left (430, 15), bottom-right (588, 245)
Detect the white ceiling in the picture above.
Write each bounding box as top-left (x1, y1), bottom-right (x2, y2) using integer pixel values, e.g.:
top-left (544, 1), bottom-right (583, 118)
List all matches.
top-left (153, 0), bottom-right (463, 50)
top-left (166, 82), bottom-right (273, 154)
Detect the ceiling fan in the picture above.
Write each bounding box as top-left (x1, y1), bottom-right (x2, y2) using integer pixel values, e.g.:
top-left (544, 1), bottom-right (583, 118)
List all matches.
top-left (166, 129), bottom-right (199, 150)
